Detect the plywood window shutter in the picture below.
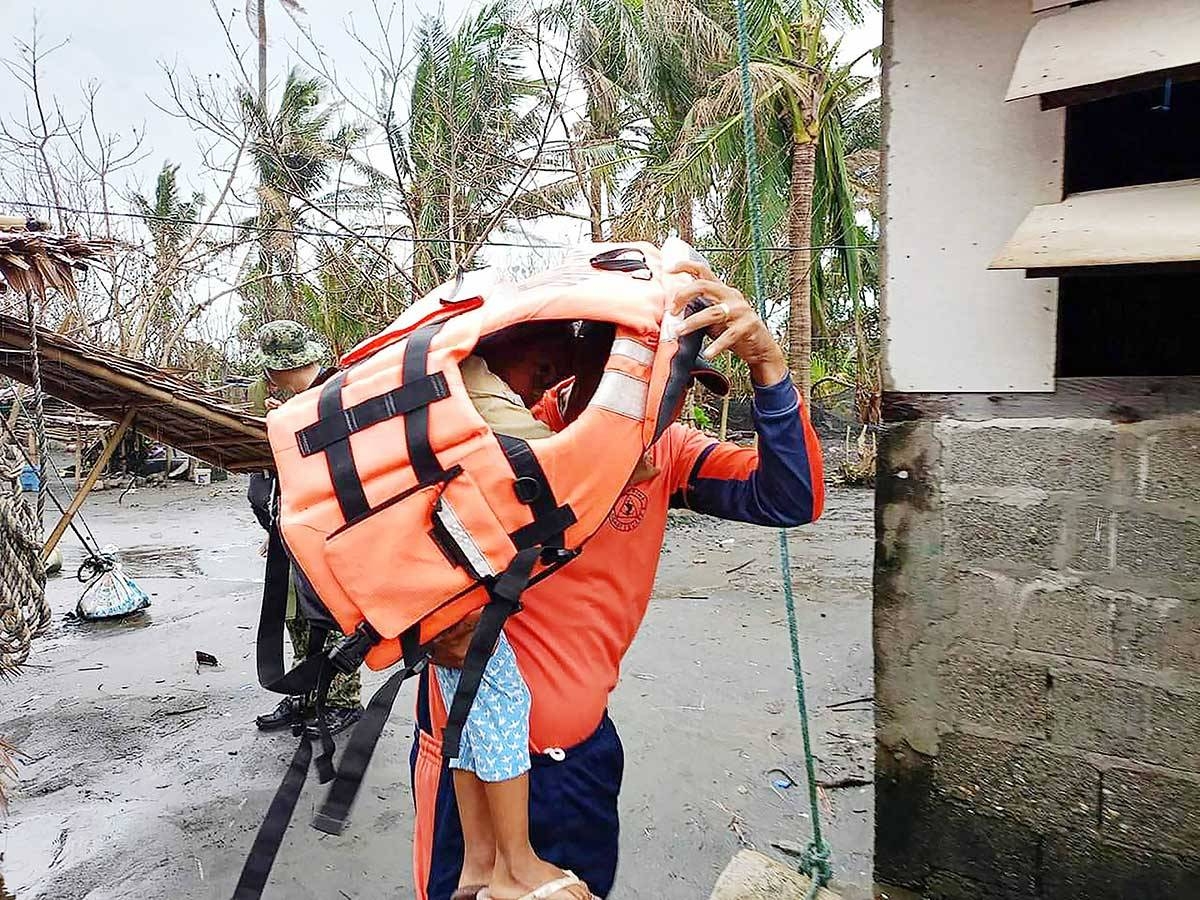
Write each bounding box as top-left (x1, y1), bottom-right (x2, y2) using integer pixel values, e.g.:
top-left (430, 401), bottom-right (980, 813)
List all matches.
top-left (1009, 0), bottom-right (1200, 109)
top-left (991, 180), bottom-right (1200, 275)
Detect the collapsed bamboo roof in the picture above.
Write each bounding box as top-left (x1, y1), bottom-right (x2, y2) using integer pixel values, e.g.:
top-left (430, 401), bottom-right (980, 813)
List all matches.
top-left (2, 392), bottom-right (117, 447)
top-left (0, 229), bottom-right (115, 301)
top-left (0, 314), bottom-right (271, 472)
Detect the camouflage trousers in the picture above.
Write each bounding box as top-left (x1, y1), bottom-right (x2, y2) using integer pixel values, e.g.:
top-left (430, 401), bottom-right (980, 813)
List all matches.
top-left (285, 614), bottom-right (362, 711)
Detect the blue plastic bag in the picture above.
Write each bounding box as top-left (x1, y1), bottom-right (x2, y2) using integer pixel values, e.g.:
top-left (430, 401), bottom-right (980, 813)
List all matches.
top-left (76, 549), bottom-right (151, 620)
top-left (19, 465), bottom-right (40, 491)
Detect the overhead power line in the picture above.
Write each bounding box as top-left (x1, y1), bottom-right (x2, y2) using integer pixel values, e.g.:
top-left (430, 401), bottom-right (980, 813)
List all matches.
top-left (0, 199), bottom-right (879, 255)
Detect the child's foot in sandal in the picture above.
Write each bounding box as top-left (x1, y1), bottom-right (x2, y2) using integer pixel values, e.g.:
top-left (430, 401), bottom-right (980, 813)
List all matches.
top-left (485, 865), bottom-right (592, 900)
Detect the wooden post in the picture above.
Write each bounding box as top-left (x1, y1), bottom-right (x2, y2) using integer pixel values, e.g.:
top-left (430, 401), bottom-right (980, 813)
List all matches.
top-left (41, 407), bottom-right (136, 562)
top-left (73, 415), bottom-right (82, 490)
top-left (5, 387), bottom-right (21, 428)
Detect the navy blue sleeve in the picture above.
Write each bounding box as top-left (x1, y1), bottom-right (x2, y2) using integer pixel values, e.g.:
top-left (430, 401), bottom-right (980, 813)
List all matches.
top-left (671, 376), bottom-right (825, 527)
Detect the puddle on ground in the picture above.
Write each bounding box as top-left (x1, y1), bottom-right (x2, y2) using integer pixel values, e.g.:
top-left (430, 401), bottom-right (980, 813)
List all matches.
top-left (112, 545), bottom-right (203, 579)
top-left (64, 610), bottom-right (153, 633)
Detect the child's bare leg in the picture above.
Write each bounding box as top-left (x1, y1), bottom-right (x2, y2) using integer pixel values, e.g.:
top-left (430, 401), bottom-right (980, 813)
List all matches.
top-left (484, 774), bottom-right (589, 899)
top-left (452, 770), bottom-right (496, 891)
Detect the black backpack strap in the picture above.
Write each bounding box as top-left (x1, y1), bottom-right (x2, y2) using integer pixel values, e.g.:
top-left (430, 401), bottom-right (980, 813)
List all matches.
top-left (496, 435), bottom-right (576, 550)
top-left (310, 661), bottom-right (338, 784)
top-left (403, 322), bottom-right (449, 483)
top-left (311, 656), bottom-right (425, 835)
top-left (256, 524), bottom-right (327, 696)
top-left (440, 544), bottom-right (540, 760)
top-left (231, 733), bottom-right (314, 900)
top-left (234, 522), bottom-right (336, 900)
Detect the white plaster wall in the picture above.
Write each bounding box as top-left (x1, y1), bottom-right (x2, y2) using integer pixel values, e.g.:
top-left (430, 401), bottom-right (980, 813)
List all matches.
top-left (881, 0), bottom-right (1064, 392)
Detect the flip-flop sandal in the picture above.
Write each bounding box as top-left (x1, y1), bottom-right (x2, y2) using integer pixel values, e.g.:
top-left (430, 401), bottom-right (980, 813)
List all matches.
top-left (451, 887), bottom-right (487, 900)
top-left (520, 871), bottom-right (592, 900)
top-left (482, 871), bottom-right (590, 900)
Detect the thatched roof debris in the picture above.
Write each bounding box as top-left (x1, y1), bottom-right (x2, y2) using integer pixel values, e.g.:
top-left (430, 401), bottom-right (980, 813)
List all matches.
top-left (0, 229), bottom-right (115, 301)
top-left (0, 222), bottom-right (270, 471)
top-left (0, 315), bottom-right (270, 472)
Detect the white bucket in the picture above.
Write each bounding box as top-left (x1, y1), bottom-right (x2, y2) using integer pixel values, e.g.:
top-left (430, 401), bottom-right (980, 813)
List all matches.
top-left (194, 468), bottom-right (212, 486)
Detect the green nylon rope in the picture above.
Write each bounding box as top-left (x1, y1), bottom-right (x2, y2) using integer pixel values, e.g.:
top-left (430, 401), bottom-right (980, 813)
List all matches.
top-left (780, 530), bottom-right (833, 893)
top-left (732, 0), bottom-right (833, 894)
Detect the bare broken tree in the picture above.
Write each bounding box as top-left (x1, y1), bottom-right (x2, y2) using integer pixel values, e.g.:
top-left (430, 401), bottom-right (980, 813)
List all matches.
top-left (246, 0), bottom-right (307, 109)
top-left (0, 22), bottom-right (255, 378)
top-left (0, 26), bottom-right (147, 340)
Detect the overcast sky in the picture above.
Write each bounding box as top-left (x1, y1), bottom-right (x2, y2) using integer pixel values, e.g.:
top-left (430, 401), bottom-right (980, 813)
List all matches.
top-left (0, 1), bottom-right (878, 340)
top-left (0, 1), bottom-right (473, 198)
top-left (0, 0), bottom-right (880, 201)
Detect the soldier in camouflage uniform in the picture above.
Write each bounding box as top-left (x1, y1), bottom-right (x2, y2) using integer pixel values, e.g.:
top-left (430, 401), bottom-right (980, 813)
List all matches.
top-left (247, 320), bottom-right (363, 736)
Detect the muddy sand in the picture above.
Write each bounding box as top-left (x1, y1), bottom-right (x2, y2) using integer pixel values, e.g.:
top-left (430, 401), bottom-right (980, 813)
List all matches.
top-left (1, 480), bottom-right (873, 900)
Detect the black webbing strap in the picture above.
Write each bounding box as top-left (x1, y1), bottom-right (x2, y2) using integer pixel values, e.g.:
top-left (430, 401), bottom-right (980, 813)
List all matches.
top-left (508, 507), bottom-right (577, 553)
top-left (590, 246), bottom-right (651, 276)
top-left (400, 623), bottom-right (425, 670)
top-left (297, 373), bottom-right (449, 456)
top-left (316, 373), bottom-right (371, 523)
top-left (311, 662), bottom-right (338, 784)
top-left (235, 526), bottom-right (334, 900)
top-left (496, 435), bottom-right (576, 550)
top-left (256, 525), bottom-right (326, 696)
top-left (312, 658), bottom-right (426, 835)
top-left (441, 545), bottom-right (540, 760)
top-left (404, 323), bottom-right (447, 484)
top-left (231, 734), bottom-right (314, 900)
top-left (298, 326), bottom-right (449, 525)
top-left (303, 624), bottom-right (326, 666)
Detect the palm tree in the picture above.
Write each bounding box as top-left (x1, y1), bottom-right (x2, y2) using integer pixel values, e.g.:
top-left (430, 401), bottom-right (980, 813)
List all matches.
top-left (622, 0), bottom-right (732, 241)
top-left (535, 0), bottom-right (655, 240)
top-left (241, 69), bottom-right (361, 320)
top-left (404, 0), bottom-right (545, 293)
top-left (632, 0), bottom-right (880, 401)
top-left (130, 162), bottom-right (205, 359)
top-left (812, 91), bottom-right (880, 421)
top-left (535, 0), bottom-right (728, 243)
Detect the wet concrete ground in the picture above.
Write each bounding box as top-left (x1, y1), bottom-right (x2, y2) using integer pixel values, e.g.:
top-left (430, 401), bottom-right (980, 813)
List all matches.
top-left (1, 480), bottom-right (874, 900)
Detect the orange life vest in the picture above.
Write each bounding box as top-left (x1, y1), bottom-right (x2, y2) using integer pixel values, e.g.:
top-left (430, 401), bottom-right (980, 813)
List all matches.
top-left (267, 239), bottom-right (723, 679)
top-left (233, 240), bottom-right (728, 898)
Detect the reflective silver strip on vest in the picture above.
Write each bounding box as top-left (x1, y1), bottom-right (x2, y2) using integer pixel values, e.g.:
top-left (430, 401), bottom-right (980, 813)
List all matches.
top-left (591, 370), bottom-right (649, 420)
top-left (610, 338), bottom-right (654, 366)
top-left (435, 498), bottom-right (495, 579)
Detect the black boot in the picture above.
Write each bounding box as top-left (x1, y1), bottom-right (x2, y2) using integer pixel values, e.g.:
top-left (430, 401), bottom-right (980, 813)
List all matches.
top-left (256, 696), bottom-right (307, 731)
top-left (304, 705), bottom-right (364, 739)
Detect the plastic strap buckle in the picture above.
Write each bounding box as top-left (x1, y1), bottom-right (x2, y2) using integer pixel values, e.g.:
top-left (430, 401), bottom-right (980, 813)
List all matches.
top-left (513, 476), bottom-right (542, 504)
top-left (328, 622), bottom-right (379, 674)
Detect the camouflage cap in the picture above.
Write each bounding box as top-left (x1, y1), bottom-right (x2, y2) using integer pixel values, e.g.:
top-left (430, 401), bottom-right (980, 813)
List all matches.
top-left (252, 320), bottom-right (327, 372)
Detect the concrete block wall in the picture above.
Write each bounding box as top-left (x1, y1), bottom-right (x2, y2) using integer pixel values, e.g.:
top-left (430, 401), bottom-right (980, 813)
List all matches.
top-left (874, 384), bottom-right (1200, 899)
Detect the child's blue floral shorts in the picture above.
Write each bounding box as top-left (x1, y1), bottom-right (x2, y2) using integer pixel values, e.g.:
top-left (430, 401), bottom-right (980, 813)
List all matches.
top-left (434, 632), bottom-right (531, 782)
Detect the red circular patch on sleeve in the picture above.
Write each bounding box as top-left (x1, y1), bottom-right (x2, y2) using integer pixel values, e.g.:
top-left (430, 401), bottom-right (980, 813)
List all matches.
top-left (608, 487), bottom-right (649, 532)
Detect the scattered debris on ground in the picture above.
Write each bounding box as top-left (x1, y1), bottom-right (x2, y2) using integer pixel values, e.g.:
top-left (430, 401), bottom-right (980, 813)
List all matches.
top-left (1, 482), bottom-right (874, 899)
